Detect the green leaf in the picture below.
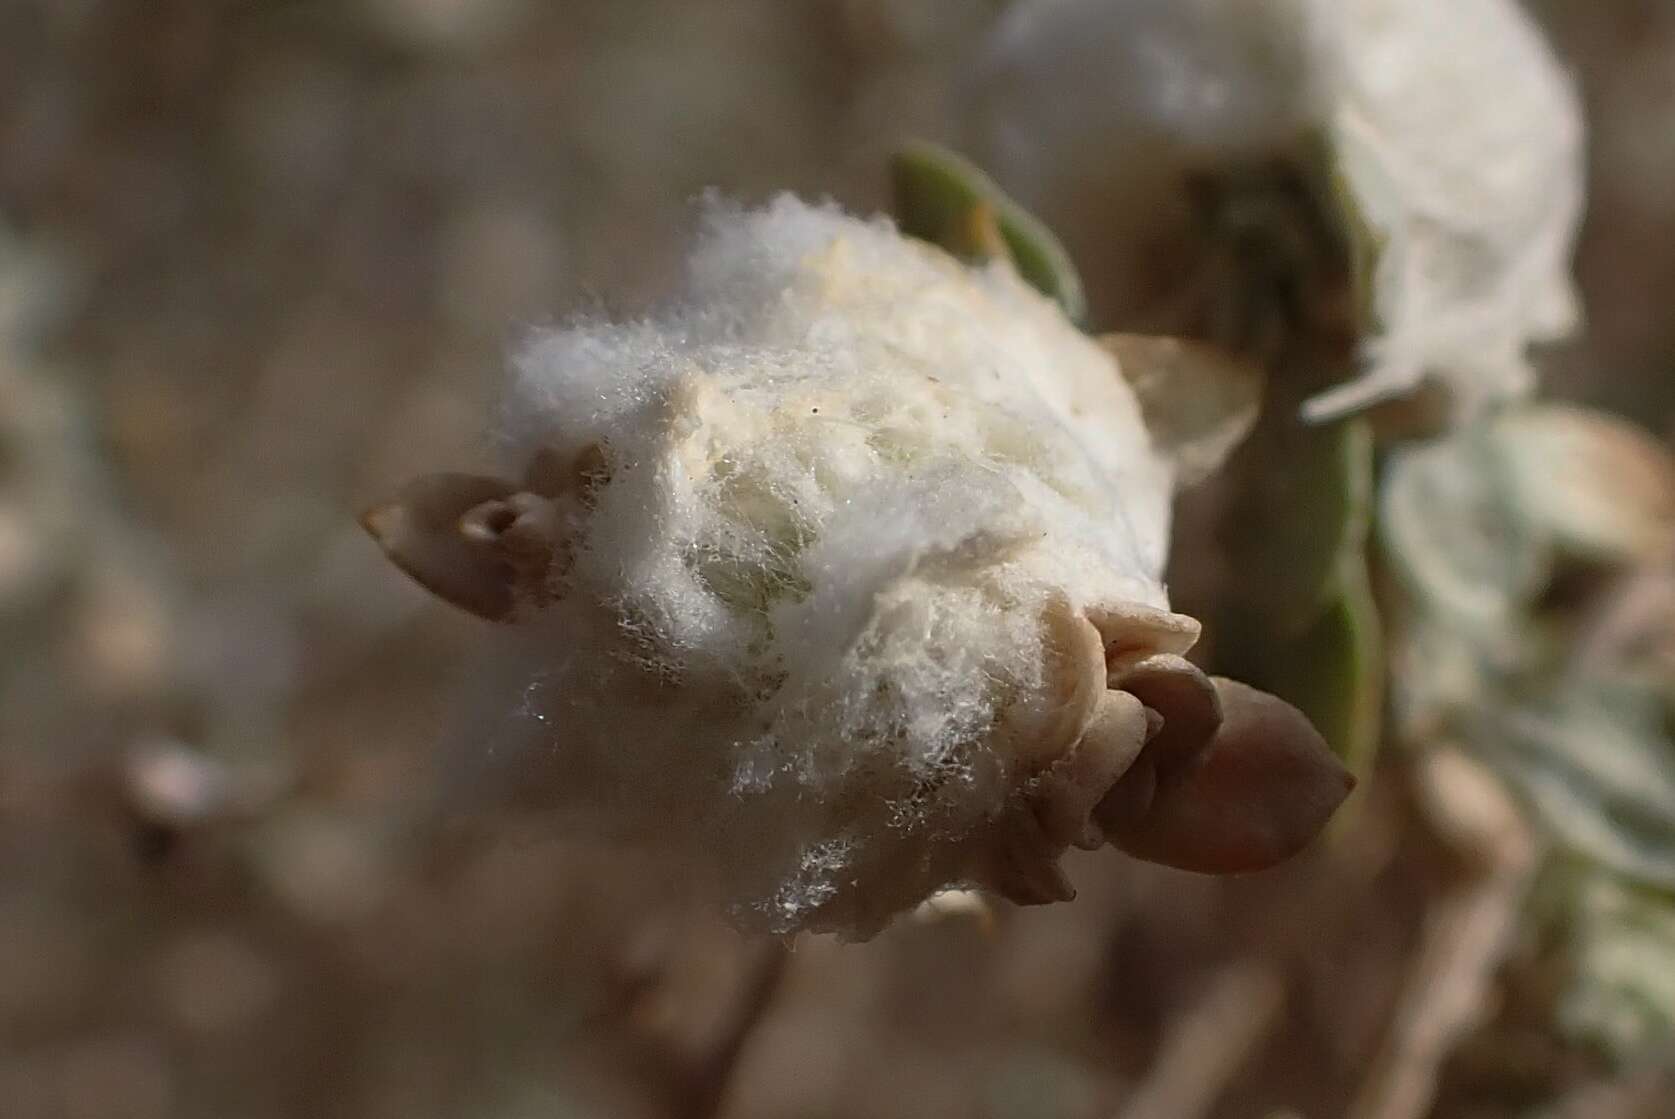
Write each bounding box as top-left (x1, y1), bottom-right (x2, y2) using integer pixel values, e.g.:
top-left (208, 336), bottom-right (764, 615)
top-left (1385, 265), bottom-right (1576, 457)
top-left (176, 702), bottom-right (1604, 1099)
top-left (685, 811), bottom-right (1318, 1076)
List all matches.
top-left (1211, 409), bottom-right (1383, 769)
top-left (1280, 554), bottom-right (1385, 775)
top-left (1219, 551), bottom-right (1383, 772)
top-left (1184, 127), bottom-right (1398, 776)
top-left (890, 140), bottom-right (1087, 325)
top-left (1227, 416), bottom-right (1375, 635)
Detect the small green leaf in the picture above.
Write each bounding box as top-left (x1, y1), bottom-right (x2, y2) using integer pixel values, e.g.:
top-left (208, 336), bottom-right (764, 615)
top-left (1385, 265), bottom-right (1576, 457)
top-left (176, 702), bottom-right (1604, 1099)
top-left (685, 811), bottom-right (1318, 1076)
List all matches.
top-left (1218, 551), bottom-right (1384, 772)
top-left (890, 140), bottom-right (1087, 325)
top-left (1277, 554), bottom-right (1384, 774)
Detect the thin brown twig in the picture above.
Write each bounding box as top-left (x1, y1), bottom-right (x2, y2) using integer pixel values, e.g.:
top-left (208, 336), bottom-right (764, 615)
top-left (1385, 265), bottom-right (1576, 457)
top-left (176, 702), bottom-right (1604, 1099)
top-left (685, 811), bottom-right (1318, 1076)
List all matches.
top-left (1347, 751), bottom-right (1540, 1119)
top-left (1117, 960), bottom-right (1288, 1119)
top-left (675, 939), bottom-right (792, 1119)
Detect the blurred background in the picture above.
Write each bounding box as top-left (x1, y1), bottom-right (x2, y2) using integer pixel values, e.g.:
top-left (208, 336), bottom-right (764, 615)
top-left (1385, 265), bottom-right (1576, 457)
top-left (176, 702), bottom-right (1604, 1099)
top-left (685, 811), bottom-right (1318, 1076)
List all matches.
top-left (3, 1), bottom-right (1675, 1117)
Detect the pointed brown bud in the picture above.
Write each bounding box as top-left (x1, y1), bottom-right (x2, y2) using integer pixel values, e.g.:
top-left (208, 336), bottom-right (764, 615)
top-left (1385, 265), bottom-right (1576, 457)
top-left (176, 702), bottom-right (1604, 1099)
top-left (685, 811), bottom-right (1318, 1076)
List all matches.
top-left (1102, 678), bottom-right (1354, 873)
top-left (360, 472), bottom-right (521, 621)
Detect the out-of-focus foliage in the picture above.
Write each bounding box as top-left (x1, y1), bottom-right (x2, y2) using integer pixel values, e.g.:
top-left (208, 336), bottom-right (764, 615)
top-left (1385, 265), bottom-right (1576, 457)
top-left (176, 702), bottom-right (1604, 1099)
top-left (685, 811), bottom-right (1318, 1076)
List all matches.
top-left (1382, 405), bottom-right (1675, 881)
top-left (1383, 404), bottom-right (1675, 1064)
top-left (1529, 861), bottom-right (1675, 1064)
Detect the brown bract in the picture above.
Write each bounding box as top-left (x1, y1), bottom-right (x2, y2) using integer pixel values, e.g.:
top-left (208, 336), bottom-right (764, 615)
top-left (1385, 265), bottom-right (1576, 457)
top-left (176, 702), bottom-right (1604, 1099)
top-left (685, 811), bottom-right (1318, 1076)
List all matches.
top-left (1098, 676), bottom-right (1355, 875)
top-left (359, 445), bottom-right (603, 622)
top-left (983, 599), bottom-right (1353, 909)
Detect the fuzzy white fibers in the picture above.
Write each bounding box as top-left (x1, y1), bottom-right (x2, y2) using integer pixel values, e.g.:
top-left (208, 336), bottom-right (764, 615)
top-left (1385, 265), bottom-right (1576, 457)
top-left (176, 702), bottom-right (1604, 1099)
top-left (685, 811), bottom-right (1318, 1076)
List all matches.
top-left (1316, 0), bottom-right (1585, 419)
top-left (975, 0), bottom-right (1585, 420)
top-left (493, 195), bottom-right (1183, 937)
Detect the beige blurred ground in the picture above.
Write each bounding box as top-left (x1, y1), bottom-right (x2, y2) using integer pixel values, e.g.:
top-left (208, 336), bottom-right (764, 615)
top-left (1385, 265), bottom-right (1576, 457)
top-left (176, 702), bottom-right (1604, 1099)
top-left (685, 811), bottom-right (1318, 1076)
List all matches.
top-left (2, 2), bottom-right (1674, 1117)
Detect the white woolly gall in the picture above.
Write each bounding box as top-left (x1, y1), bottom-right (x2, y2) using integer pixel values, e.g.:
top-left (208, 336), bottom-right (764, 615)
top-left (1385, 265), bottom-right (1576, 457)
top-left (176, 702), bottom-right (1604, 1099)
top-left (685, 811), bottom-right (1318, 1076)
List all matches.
top-left (974, 0), bottom-right (1585, 420)
top-left (489, 196), bottom-right (1188, 936)
top-left (366, 196), bottom-right (1351, 938)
